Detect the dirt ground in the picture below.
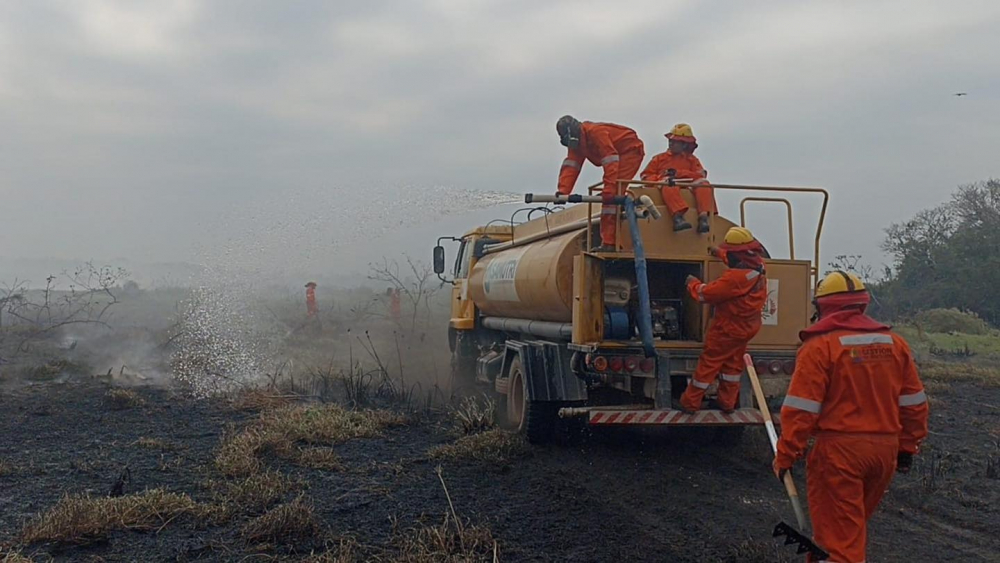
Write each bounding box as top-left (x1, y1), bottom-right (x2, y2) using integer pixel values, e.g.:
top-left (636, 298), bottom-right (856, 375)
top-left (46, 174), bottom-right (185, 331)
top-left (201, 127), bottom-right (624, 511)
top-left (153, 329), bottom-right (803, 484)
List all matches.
top-left (0, 374), bottom-right (997, 562)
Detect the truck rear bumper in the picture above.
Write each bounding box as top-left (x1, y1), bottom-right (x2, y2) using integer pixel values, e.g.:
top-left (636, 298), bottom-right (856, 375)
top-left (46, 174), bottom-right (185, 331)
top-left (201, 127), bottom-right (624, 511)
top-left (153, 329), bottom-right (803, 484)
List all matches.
top-left (558, 407), bottom-right (777, 426)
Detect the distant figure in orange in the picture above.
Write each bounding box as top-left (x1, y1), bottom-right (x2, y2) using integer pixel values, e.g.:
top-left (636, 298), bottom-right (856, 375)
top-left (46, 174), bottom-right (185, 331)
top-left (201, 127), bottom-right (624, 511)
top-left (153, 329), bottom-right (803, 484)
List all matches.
top-left (305, 282), bottom-right (318, 316)
top-left (387, 288), bottom-right (402, 322)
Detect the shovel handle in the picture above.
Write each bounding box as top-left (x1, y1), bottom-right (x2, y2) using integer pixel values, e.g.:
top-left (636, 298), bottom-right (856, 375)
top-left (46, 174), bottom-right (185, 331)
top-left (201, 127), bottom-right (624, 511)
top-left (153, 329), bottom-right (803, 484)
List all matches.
top-left (745, 354), bottom-right (809, 531)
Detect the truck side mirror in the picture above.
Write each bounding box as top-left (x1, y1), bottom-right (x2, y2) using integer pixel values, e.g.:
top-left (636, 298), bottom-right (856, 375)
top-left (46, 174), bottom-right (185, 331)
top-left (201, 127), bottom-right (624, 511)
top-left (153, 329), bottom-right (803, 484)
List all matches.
top-left (433, 245), bottom-right (446, 274)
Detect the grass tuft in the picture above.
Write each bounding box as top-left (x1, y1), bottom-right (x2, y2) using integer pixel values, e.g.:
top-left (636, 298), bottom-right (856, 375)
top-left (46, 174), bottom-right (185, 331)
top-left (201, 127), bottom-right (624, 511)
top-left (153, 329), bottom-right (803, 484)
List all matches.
top-left (132, 437), bottom-right (178, 451)
top-left (20, 489), bottom-right (199, 545)
top-left (0, 550), bottom-right (35, 563)
top-left (241, 496), bottom-right (321, 545)
top-left (428, 428), bottom-right (528, 464)
top-left (215, 404), bottom-right (407, 477)
top-left (212, 469), bottom-right (295, 517)
top-left (104, 388), bottom-right (145, 410)
top-left (453, 395), bottom-right (497, 436)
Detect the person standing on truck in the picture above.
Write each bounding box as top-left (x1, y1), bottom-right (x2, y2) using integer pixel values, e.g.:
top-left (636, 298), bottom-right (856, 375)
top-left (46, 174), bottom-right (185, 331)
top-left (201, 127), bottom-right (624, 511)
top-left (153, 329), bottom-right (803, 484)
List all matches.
top-left (640, 123), bottom-right (716, 233)
top-left (678, 226), bottom-right (767, 413)
top-left (555, 115), bottom-right (645, 252)
top-left (305, 282), bottom-right (318, 317)
top-left (773, 271), bottom-right (929, 563)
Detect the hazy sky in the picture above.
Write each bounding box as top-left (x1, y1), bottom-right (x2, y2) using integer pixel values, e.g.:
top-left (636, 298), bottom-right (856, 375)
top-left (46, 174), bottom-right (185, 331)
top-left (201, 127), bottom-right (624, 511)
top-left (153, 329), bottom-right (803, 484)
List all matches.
top-left (1, 0), bottom-right (998, 279)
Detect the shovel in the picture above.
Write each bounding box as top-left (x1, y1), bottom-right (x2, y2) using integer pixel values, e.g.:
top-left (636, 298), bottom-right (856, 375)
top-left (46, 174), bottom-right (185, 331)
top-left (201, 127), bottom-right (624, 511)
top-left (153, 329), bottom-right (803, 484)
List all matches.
top-left (743, 353), bottom-right (829, 560)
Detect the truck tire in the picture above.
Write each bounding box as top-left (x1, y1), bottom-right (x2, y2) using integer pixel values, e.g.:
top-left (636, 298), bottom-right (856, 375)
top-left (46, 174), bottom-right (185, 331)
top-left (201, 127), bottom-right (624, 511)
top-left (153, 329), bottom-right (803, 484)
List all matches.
top-left (503, 356), bottom-right (555, 444)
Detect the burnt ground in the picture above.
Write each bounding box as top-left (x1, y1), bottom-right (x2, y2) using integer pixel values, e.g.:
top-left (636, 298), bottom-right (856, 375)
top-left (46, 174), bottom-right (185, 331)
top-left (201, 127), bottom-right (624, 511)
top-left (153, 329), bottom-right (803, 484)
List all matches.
top-left (0, 377), bottom-right (997, 562)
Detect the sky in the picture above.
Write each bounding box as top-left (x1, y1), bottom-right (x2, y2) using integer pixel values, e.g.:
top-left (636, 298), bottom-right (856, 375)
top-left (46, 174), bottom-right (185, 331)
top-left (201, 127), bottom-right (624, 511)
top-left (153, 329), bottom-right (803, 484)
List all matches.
top-left (1, 0), bottom-right (998, 284)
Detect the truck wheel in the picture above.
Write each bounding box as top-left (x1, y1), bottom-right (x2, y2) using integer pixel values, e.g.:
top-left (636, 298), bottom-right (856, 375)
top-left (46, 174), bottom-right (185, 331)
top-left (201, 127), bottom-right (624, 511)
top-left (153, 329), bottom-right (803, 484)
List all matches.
top-left (504, 356), bottom-right (554, 444)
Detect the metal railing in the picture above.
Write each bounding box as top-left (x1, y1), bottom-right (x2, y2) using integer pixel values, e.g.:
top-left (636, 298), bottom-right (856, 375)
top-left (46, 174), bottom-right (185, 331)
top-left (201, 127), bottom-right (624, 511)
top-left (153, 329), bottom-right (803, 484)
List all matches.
top-left (586, 180), bottom-right (829, 281)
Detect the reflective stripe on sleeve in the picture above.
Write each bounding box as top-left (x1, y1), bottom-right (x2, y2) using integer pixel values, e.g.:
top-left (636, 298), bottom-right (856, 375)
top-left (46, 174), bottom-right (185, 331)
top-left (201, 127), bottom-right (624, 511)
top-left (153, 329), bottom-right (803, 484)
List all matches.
top-left (601, 207), bottom-right (618, 215)
top-left (690, 379), bottom-right (710, 390)
top-left (746, 270), bottom-right (760, 280)
top-left (839, 334), bottom-right (893, 346)
top-left (783, 394), bottom-right (821, 414)
top-left (562, 159), bottom-right (581, 169)
top-left (696, 284), bottom-right (706, 302)
top-left (899, 390), bottom-right (927, 407)
top-left (720, 373), bottom-right (742, 383)
top-left (601, 155), bottom-right (620, 165)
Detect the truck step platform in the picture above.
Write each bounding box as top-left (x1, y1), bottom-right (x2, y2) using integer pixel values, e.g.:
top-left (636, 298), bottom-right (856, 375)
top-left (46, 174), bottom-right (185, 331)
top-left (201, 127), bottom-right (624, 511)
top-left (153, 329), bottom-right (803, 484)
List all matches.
top-left (558, 407), bottom-right (777, 426)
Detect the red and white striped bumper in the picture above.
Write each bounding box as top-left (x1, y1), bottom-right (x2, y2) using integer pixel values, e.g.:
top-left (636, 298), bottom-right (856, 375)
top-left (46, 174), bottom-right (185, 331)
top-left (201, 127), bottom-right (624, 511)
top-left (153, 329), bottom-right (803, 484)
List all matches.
top-left (588, 408), bottom-right (768, 426)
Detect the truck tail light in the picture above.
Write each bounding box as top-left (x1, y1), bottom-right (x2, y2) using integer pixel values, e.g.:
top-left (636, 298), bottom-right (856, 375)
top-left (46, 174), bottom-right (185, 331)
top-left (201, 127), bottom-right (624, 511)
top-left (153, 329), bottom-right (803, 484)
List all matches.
top-left (768, 360), bottom-right (783, 374)
top-left (592, 356), bottom-right (608, 372)
top-left (755, 360), bottom-right (769, 375)
top-left (624, 357), bottom-right (639, 372)
top-left (640, 358), bottom-right (655, 373)
top-left (782, 360), bottom-right (795, 375)
top-left (609, 356), bottom-right (624, 372)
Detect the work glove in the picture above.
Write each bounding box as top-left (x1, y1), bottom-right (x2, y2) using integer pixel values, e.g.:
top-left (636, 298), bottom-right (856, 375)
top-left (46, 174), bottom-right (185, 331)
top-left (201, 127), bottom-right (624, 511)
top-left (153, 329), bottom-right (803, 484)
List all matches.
top-left (897, 452), bottom-right (914, 473)
top-left (773, 459), bottom-right (792, 483)
top-left (685, 275), bottom-right (698, 286)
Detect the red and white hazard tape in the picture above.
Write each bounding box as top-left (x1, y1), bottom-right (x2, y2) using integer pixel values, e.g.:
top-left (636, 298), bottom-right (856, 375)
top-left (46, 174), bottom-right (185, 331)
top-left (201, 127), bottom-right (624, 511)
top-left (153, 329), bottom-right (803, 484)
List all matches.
top-left (588, 409), bottom-right (766, 426)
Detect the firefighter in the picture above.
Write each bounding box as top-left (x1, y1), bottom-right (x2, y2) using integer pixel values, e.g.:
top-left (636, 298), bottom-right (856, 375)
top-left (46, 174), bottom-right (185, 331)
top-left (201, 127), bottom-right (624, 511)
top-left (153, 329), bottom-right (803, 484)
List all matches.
top-left (640, 123), bottom-right (716, 233)
top-left (774, 271), bottom-right (929, 563)
top-left (555, 115), bottom-right (645, 252)
top-left (678, 227), bottom-right (767, 413)
top-left (304, 282), bottom-right (318, 316)
top-left (387, 287), bottom-right (402, 323)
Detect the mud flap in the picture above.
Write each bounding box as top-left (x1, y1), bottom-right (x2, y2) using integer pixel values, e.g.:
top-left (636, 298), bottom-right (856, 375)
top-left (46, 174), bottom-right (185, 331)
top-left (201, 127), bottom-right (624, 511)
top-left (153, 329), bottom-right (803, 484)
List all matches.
top-left (654, 350), bottom-right (672, 410)
top-left (502, 340), bottom-right (587, 402)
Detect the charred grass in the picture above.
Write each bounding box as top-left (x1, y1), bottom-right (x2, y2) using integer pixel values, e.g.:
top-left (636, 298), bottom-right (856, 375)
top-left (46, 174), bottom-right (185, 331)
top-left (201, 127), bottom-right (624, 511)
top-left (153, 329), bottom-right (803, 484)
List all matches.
top-left (241, 496), bottom-right (322, 546)
top-left (0, 550), bottom-right (35, 563)
top-left (19, 489), bottom-right (202, 546)
top-left (103, 388), bottom-right (145, 410)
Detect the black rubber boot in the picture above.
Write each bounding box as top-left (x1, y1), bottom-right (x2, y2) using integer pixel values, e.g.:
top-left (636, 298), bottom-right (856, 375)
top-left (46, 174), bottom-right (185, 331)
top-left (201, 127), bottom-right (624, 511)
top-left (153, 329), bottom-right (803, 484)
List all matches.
top-left (697, 214), bottom-right (710, 233)
top-left (672, 397), bottom-right (697, 415)
top-left (672, 213), bottom-right (692, 232)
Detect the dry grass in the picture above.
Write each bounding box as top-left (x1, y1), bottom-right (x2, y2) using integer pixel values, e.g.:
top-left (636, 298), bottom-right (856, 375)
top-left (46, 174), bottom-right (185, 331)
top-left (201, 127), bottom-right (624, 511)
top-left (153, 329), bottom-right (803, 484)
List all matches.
top-left (229, 389), bottom-right (296, 412)
top-left (132, 437), bottom-right (178, 451)
top-left (453, 395), bottom-right (497, 436)
top-left (722, 538), bottom-right (795, 563)
top-left (428, 429), bottom-right (528, 464)
top-left (296, 447), bottom-right (345, 471)
top-left (211, 469), bottom-right (295, 517)
top-left (919, 361), bottom-right (1000, 388)
top-left (241, 496), bottom-right (321, 545)
top-left (20, 489), bottom-right (200, 545)
top-left (215, 404), bottom-right (407, 477)
top-left (301, 539), bottom-right (363, 562)
top-left (104, 388), bottom-right (145, 410)
top-left (0, 550), bottom-right (35, 563)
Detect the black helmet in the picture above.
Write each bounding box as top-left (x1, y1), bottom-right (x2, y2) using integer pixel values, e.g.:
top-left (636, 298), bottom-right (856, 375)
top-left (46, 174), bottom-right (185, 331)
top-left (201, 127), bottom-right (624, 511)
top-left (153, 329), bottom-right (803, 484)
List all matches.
top-left (556, 115), bottom-right (582, 148)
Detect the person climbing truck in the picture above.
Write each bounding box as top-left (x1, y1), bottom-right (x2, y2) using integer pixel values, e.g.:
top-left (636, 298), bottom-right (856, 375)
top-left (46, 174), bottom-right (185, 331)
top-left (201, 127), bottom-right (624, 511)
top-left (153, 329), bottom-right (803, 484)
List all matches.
top-left (640, 123), bottom-right (716, 233)
top-left (555, 115), bottom-right (645, 252)
top-left (774, 271), bottom-right (929, 563)
top-left (677, 226), bottom-right (767, 413)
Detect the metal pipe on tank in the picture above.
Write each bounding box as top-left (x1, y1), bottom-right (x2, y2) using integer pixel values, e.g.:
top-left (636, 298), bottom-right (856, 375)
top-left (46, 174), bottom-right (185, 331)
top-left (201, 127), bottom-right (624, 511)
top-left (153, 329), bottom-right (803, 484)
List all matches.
top-left (481, 316), bottom-right (573, 339)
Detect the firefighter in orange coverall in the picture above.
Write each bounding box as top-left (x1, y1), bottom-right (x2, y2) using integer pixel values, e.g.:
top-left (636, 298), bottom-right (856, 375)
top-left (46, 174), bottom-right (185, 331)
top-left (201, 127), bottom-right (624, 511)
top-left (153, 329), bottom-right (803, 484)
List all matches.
top-left (774, 271), bottom-right (929, 563)
top-left (678, 226), bottom-right (767, 413)
top-left (640, 123), bottom-right (716, 233)
top-left (555, 115), bottom-right (645, 252)
top-left (304, 282), bottom-right (318, 316)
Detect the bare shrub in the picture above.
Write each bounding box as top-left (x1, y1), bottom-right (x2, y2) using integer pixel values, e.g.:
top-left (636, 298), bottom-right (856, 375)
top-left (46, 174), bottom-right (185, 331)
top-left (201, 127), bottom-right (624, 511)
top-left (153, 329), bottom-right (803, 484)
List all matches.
top-left (428, 429), bottom-right (528, 464)
top-left (241, 496), bottom-right (321, 545)
top-left (453, 395), bottom-right (497, 435)
top-left (915, 308), bottom-right (990, 335)
top-left (20, 489), bottom-right (199, 545)
top-left (104, 388), bottom-right (145, 410)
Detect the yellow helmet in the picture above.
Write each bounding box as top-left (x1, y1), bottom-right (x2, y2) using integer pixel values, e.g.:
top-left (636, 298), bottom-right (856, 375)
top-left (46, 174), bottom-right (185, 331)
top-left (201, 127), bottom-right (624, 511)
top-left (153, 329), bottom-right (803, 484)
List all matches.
top-left (665, 123), bottom-right (696, 143)
top-left (723, 226), bottom-right (755, 246)
top-left (815, 271), bottom-right (866, 298)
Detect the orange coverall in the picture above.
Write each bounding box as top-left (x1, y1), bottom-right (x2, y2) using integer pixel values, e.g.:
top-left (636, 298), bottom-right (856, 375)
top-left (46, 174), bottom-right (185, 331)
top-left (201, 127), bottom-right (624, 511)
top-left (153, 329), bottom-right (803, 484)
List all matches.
top-left (389, 289), bottom-right (402, 322)
top-left (776, 319), bottom-right (929, 562)
top-left (640, 150), bottom-right (716, 216)
top-left (557, 122), bottom-right (645, 246)
top-left (305, 287), bottom-right (318, 316)
top-left (680, 266), bottom-right (767, 412)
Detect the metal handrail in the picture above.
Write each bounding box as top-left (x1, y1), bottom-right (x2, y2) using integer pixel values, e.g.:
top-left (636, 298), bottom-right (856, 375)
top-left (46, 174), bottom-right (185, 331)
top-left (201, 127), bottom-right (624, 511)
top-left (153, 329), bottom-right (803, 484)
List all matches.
top-left (586, 180), bottom-right (829, 282)
top-left (740, 197), bottom-right (795, 259)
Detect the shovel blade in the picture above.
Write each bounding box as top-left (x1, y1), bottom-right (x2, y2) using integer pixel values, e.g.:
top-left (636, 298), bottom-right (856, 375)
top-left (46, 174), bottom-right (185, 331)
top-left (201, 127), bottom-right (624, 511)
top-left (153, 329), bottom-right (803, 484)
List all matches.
top-left (773, 521), bottom-right (829, 559)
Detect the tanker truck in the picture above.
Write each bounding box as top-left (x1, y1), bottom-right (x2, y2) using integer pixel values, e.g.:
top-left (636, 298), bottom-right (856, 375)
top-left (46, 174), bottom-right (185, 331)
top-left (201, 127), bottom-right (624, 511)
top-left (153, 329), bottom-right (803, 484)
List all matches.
top-left (433, 180), bottom-right (828, 443)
